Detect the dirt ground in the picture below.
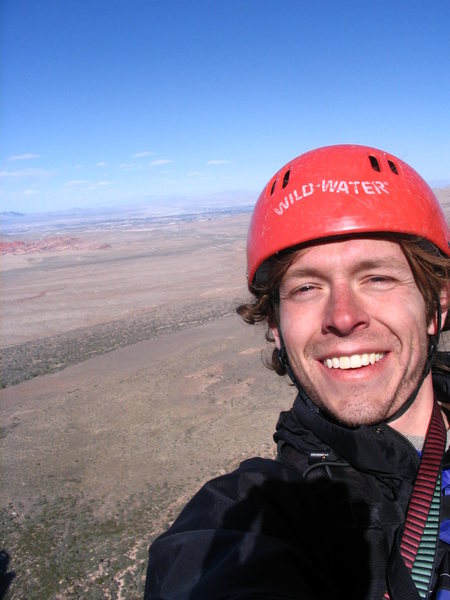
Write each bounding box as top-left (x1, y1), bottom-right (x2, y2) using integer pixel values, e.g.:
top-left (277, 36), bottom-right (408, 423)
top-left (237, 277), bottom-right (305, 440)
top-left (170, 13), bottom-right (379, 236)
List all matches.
top-left (1, 190), bottom-right (449, 599)
top-left (0, 213), bottom-right (295, 599)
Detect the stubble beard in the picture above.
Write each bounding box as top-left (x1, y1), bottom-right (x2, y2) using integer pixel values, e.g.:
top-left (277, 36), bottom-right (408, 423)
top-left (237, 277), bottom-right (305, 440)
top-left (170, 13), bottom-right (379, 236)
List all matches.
top-left (290, 335), bottom-right (430, 427)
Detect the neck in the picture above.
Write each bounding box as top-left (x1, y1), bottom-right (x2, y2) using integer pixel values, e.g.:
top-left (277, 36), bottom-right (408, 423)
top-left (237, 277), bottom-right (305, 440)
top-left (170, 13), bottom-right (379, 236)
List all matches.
top-left (388, 373), bottom-right (440, 437)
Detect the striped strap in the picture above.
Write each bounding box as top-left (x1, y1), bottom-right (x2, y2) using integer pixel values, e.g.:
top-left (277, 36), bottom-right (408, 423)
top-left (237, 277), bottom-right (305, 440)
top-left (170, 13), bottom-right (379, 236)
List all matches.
top-left (384, 401), bottom-right (446, 599)
top-left (410, 473), bottom-right (442, 598)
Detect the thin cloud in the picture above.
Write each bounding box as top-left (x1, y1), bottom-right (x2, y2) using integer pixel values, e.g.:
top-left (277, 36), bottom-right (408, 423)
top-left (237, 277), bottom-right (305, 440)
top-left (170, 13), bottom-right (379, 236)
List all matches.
top-left (133, 151), bottom-right (153, 158)
top-left (206, 159), bottom-right (232, 165)
top-left (64, 179), bottom-right (91, 186)
top-left (96, 161), bottom-right (107, 167)
top-left (119, 162), bottom-right (142, 170)
top-left (65, 179), bottom-right (113, 189)
top-left (0, 168), bottom-right (49, 178)
top-left (150, 159), bottom-right (174, 167)
top-left (87, 180), bottom-right (115, 190)
top-left (8, 153), bottom-right (40, 161)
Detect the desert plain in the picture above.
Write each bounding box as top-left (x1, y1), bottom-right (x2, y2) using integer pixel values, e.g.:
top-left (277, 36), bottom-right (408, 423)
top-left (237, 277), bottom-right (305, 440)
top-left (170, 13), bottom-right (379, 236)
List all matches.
top-left (1, 209), bottom-right (297, 599)
top-left (1, 188), bottom-right (450, 599)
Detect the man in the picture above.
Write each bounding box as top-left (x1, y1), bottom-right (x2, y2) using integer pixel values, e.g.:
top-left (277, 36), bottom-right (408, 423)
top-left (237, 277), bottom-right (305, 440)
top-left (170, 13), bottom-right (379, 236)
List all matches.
top-left (145, 145), bottom-right (450, 599)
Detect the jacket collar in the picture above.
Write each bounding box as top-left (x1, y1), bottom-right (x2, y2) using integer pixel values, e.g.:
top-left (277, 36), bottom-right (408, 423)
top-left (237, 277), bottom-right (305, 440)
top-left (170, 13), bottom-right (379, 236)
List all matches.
top-left (274, 362), bottom-right (450, 482)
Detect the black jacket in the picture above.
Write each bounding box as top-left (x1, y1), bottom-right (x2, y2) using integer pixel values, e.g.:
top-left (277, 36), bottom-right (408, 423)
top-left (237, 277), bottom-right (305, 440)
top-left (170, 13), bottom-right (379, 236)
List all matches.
top-left (145, 364), bottom-right (450, 599)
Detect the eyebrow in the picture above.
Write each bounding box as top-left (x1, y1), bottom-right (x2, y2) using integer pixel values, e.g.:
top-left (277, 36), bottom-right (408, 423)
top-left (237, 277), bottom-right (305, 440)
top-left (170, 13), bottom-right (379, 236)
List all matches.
top-left (283, 257), bottom-right (408, 280)
top-left (354, 258), bottom-right (406, 271)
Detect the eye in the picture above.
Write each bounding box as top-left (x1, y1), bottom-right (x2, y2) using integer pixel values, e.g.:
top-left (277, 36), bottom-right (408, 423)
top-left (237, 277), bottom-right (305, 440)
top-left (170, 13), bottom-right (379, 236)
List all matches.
top-left (284, 283), bottom-right (318, 299)
top-left (364, 275), bottom-right (396, 289)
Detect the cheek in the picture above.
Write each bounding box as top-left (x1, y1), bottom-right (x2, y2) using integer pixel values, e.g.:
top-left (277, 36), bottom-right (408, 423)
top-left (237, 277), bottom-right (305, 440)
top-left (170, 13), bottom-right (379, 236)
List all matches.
top-left (381, 305), bottom-right (429, 362)
top-left (280, 317), bottom-right (312, 357)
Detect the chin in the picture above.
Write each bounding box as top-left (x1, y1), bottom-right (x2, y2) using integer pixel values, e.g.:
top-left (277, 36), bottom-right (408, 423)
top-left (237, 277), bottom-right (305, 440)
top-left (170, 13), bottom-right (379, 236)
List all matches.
top-left (332, 411), bottom-right (385, 427)
top-left (318, 401), bottom-right (394, 427)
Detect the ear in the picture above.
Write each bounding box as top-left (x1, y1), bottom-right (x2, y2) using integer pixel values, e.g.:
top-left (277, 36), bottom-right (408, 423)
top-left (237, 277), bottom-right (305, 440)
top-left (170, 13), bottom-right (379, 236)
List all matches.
top-left (270, 324), bottom-right (282, 350)
top-left (427, 285), bottom-right (449, 335)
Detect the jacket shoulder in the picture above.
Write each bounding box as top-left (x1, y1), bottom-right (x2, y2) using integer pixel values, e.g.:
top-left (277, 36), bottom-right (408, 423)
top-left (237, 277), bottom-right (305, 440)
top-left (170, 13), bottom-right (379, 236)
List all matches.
top-left (159, 457), bottom-right (300, 537)
top-left (145, 456), bottom-right (375, 599)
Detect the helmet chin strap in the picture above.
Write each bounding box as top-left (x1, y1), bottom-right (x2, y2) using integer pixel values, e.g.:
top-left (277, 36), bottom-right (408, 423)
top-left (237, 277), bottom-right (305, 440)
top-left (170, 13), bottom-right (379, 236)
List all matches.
top-left (277, 300), bottom-right (442, 426)
top-left (277, 341), bottom-right (320, 413)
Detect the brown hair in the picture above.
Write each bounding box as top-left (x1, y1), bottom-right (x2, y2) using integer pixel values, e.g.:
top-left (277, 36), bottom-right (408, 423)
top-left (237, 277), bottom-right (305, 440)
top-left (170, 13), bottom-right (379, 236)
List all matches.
top-left (236, 235), bottom-right (450, 376)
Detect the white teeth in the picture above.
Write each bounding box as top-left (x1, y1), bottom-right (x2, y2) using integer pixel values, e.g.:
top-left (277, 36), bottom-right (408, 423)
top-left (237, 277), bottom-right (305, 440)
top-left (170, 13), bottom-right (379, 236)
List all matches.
top-left (323, 352), bottom-right (385, 369)
top-left (350, 355), bottom-right (362, 368)
top-left (340, 356), bottom-right (351, 369)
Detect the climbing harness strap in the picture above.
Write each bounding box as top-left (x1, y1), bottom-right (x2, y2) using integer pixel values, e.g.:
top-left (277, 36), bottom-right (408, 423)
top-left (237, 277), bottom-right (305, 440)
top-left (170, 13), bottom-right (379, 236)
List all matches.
top-left (384, 401), bottom-right (447, 599)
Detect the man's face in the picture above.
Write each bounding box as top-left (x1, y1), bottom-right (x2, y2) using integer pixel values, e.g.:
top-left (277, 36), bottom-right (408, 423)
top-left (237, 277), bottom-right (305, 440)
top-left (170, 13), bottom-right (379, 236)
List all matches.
top-left (271, 238), bottom-right (436, 426)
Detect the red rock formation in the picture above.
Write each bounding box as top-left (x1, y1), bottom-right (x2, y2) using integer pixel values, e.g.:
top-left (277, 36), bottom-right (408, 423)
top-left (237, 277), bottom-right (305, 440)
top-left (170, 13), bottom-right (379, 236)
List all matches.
top-left (0, 236), bottom-right (111, 255)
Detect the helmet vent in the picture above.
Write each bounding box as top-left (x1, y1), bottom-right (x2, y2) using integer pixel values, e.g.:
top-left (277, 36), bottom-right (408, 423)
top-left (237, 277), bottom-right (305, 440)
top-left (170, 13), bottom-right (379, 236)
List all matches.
top-left (388, 160), bottom-right (399, 175)
top-left (270, 179), bottom-right (277, 195)
top-left (282, 170), bottom-right (290, 189)
top-left (368, 155), bottom-right (381, 172)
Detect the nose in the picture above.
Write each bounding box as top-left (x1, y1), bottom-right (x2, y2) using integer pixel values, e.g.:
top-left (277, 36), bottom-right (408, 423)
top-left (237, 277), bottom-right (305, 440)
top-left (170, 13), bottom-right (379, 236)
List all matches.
top-left (322, 283), bottom-right (370, 336)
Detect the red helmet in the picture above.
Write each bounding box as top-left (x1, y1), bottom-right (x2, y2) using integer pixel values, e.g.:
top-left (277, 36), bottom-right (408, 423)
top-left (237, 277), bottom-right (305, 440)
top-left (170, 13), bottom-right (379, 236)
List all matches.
top-left (247, 144), bottom-right (449, 286)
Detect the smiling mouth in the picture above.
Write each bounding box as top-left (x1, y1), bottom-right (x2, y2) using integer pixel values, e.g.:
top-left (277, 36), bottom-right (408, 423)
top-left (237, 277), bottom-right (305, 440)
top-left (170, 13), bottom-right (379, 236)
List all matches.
top-left (323, 352), bottom-right (386, 370)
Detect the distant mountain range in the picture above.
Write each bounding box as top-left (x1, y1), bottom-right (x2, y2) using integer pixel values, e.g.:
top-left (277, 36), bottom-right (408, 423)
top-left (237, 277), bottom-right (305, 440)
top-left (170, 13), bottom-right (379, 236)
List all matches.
top-left (2, 190), bottom-right (256, 219)
top-left (0, 191), bottom-right (257, 235)
top-left (2, 186), bottom-right (448, 236)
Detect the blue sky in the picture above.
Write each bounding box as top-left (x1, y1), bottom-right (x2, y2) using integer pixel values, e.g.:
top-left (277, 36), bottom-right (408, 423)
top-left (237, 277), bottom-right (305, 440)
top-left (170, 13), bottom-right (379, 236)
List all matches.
top-left (1, 0), bottom-right (450, 213)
